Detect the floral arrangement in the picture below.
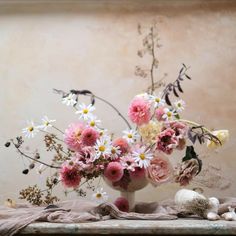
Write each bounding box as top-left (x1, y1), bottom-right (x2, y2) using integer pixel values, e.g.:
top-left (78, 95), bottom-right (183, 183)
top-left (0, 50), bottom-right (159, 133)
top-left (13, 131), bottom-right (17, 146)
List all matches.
top-left (5, 24), bottom-right (229, 208)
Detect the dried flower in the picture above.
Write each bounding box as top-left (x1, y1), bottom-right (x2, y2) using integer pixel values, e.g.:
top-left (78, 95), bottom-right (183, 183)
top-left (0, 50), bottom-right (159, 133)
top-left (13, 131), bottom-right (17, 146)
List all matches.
top-left (175, 159), bottom-right (199, 186)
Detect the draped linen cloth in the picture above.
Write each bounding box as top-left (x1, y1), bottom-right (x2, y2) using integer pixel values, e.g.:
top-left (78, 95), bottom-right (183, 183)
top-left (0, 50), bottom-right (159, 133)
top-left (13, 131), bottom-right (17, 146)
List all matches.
top-left (0, 198), bottom-right (236, 236)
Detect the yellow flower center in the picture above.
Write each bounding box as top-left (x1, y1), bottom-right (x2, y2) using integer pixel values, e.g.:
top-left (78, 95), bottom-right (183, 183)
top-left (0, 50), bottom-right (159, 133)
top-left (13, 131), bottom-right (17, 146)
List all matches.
top-left (177, 103), bottom-right (181, 107)
top-left (45, 121), bottom-right (49, 126)
top-left (128, 134), bottom-right (133, 139)
top-left (155, 98), bottom-right (160, 103)
top-left (99, 145), bottom-right (106, 152)
top-left (28, 126), bottom-right (34, 132)
top-left (111, 148), bottom-right (116, 154)
top-left (83, 109), bottom-right (88, 114)
top-left (96, 193), bottom-right (102, 198)
top-left (90, 121), bottom-right (95, 127)
top-left (167, 111), bottom-right (172, 117)
top-left (139, 153), bottom-right (146, 160)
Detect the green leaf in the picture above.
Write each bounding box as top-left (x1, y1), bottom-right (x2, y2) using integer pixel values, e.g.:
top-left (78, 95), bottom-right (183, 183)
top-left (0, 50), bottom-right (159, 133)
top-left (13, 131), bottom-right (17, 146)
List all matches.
top-left (182, 146), bottom-right (198, 162)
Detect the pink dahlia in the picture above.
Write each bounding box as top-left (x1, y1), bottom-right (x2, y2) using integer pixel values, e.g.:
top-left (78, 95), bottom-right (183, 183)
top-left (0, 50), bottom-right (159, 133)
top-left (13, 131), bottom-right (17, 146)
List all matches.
top-left (104, 162), bottom-right (124, 182)
top-left (156, 128), bottom-right (178, 154)
top-left (64, 122), bottom-right (85, 151)
top-left (129, 167), bottom-right (146, 180)
top-left (81, 127), bottom-right (99, 146)
top-left (155, 107), bottom-right (166, 122)
top-left (128, 97), bottom-right (151, 126)
top-left (113, 138), bottom-right (130, 155)
top-left (114, 197), bottom-right (129, 212)
top-left (120, 155), bottom-right (137, 171)
top-left (147, 154), bottom-right (173, 187)
top-left (60, 162), bottom-right (81, 188)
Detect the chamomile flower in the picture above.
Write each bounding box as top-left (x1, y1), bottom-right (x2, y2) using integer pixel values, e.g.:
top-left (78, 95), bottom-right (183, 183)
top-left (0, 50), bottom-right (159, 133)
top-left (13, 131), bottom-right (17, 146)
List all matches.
top-left (132, 146), bottom-right (153, 169)
top-left (162, 108), bottom-right (177, 121)
top-left (122, 129), bottom-right (140, 143)
top-left (62, 93), bottom-right (77, 107)
top-left (110, 146), bottom-right (121, 160)
top-left (150, 93), bottom-right (165, 108)
top-left (92, 187), bottom-right (108, 204)
top-left (22, 121), bottom-right (39, 138)
top-left (174, 99), bottom-right (186, 113)
top-left (39, 116), bottom-right (56, 131)
top-left (94, 138), bottom-right (112, 159)
top-left (76, 103), bottom-right (95, 120)
top-left (87, 116), bottom-right (101, 128)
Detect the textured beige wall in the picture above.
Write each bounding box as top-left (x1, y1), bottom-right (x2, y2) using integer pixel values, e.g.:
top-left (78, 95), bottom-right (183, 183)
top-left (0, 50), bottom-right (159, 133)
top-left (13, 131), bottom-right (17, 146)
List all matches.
top-left (0, 0), bottom-right (236, 204)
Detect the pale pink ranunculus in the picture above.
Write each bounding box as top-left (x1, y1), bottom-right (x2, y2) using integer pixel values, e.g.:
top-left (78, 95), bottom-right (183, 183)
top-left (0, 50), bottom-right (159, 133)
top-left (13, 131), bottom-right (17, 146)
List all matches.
top-left (104, 162), bottom-right (124, 182)
top-left (81, 127), bottom-right (99, 146)
top-left (113, 138), bottom-right (130, 155)
top-left (155, 107), bottom-right (166, 122)
top-left (64, 122), bottom-right (85, 152)
top-left (60, 162), bottom-right (81, 188)
top-left (147, 154), bottom-right (173, 187)
top-left (156, 128), bottom-right (178, 154)
top-left (128, 97), bottom-right (151, 126)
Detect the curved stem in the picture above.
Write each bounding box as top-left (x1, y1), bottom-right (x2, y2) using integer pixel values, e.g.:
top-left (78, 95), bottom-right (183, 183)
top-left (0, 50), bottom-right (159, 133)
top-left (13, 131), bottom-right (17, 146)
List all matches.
top-left (11, 141), bottom-right (60, 169)
top-left (87, 94), bottom-right (132, 129)
top-left (178, 119), bottom-right (212, 134)
top-left (150, 27), bottom-right (155, 95)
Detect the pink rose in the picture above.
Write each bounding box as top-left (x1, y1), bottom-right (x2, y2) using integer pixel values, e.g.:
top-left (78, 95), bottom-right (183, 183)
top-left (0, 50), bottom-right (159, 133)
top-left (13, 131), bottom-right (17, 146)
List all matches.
top-left (147, 154), bottom-right (173, 186)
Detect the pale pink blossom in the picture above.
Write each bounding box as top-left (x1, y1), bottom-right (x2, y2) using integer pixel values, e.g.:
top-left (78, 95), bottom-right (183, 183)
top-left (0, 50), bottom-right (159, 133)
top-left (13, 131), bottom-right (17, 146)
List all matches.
top-left (128, 97), bottom-right (151, 126)
top-left (64, 122), bottom-right (85, 151)
top-left (156, 128), bottom-right (178, 154)
top-left (81, 127), bottom-right (99, 146)
top-left (147, 154), bottom-right (173, 186)
top-left (104, 162), bottom-right (124, 182)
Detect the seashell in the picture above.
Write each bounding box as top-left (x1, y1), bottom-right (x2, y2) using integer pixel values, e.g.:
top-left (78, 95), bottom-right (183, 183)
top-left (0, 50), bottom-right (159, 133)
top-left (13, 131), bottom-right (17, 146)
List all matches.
top-left (221, 207), bottom-right (236, 221)
top-left (207, 212), bottom-right (220, 221)
top-left (175, 189), bottom-right (206, 206)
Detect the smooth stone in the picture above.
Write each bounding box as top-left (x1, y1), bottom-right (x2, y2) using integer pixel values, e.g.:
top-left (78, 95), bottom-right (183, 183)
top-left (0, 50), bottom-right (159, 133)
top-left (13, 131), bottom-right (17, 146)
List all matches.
top-left (17, 219), bottom-right (236, 235)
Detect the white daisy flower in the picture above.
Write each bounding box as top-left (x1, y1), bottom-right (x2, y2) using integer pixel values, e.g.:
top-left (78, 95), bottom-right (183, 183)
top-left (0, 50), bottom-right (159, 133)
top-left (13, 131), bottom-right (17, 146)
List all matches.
top-left (132, 146), bottom-right (153, 169)
top-left (76, 103), bottom-right (95, 120)
top-left (62, 93), bottom-right (77, 107)
top-left (22, 121), bottom-right (39, 138)
top-left (174, 99), bottom-right (186, 112)
top-left (122, 129), bottom-right (140, 143)
top-left (136, 93), bottom-right (152, 100)
top-left (94, 138), bottom-right (112, 159)
top-left (110, 146), bottom-right (121, 160)
top-left (87, 115), bottom-right (101, 128)
top-left (162, 108), bottom-right (177, 121)
top-left (150, 93), bottom-right (165, 108)
top-left (39, 116), bottom-right (56, 131)
top-left (92, 187), bottom-right (108, 204)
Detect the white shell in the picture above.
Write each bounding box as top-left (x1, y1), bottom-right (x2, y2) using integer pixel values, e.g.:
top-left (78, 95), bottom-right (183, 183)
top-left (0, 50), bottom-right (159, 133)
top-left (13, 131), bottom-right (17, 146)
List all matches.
top-left (175, 189), bottom-right (206, 206)
top-left (208, 197), bottom-right (220, 213)
top-left (207, 212), bottom-right (220, 221)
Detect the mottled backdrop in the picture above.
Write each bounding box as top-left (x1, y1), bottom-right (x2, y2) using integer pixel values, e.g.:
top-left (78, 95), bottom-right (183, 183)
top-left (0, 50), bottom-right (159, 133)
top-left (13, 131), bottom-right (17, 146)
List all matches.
top-left (0, 0), bottom-right (235, 204)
